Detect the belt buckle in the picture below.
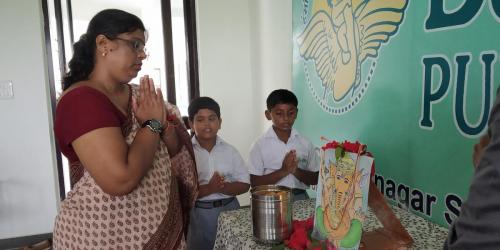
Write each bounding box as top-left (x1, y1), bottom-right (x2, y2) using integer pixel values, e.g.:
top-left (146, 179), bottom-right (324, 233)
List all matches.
top-left (213, 200), bottom-right (223, 207)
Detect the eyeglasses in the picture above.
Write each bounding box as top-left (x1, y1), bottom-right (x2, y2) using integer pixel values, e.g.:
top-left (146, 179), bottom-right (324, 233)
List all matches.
top-left (113, 37), bottom-right (148, 56)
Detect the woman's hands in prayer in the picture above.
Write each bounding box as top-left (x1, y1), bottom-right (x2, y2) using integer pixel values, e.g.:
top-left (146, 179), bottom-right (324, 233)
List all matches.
top-left (133, 75), bottom-right (165, 126)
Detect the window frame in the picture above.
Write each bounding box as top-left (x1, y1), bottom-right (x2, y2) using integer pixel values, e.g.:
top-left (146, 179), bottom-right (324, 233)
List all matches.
top-left (42, 0), bottom-right (200, 199)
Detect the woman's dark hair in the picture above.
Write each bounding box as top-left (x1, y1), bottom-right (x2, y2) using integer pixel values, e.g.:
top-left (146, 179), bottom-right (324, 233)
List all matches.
top-left (266, 89), bottom-right (298, 110)
top-left (62, 9), bottom-right (145, 90)
top-left (188, 97), bottom-right (221, 121)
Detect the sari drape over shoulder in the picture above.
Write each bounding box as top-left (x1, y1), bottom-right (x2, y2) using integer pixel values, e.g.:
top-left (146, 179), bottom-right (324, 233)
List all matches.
top-left (53, 85), bottom-right (198, 250)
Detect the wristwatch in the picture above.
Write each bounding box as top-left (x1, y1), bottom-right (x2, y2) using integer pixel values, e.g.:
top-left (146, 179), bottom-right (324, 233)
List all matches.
top-left (141, 119), bottom-right (163, 134)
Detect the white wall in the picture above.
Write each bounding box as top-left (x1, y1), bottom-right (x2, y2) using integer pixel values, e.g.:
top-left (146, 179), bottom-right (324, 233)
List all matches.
top-left (251, 0), bottom-right (293, 130)
top-left (0, 1), bottom-right (60, 239)
top-left (196, 0), bottom-right (292, 205)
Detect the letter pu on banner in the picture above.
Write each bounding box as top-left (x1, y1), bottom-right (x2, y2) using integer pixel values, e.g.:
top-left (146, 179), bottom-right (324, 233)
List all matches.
top-left (420, 56), bottom-right (451, 129)
top-left (453, 52), bottom-right (496, 137)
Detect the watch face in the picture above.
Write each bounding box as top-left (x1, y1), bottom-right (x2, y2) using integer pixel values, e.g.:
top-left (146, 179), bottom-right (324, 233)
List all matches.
top-left (143, 119), bottom-right (163, 133)
top-left (150, 119), bottom-right (162, 129)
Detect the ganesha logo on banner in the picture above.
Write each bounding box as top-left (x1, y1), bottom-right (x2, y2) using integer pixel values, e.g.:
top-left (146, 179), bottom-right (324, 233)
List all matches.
top-left (296, 0), bottom-right (408, 115)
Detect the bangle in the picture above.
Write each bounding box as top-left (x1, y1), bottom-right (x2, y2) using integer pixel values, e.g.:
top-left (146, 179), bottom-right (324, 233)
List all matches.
top-left (161, 121), bottom-right (178, 137)
top-left (161, 114), bottom-right (180, 137)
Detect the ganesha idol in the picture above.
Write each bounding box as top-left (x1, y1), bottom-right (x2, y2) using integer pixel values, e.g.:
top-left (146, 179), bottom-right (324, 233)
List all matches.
top-left (312, 141), bottom-right (373, 250)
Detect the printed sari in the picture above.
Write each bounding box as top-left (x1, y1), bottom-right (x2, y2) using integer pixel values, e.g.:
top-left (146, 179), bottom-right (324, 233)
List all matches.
top-left (53, 85), bottom-right (198, 249)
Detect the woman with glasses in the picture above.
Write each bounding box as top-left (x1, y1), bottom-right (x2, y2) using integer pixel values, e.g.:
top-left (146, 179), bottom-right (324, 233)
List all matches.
top-left (52, 9), bottom-right (198, 249)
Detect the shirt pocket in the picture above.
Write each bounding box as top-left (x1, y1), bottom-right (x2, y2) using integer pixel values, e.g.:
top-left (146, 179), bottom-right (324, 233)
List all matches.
top-left (261, 148), bottom-right (285, 172)
top-left (214, 156), bottom-right (237, 182)
top-left (297, 153), bottom-right (309, 169)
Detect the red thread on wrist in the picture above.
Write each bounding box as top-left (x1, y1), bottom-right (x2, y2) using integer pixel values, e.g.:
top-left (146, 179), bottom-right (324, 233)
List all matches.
top-left (166, 114), bottom-right (177, 122)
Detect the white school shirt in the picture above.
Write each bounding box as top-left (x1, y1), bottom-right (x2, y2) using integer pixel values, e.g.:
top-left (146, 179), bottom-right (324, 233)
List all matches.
top-left (248, 127), bottom-right (319, 190)
top-left (192, 136), bottom-right (250, 201)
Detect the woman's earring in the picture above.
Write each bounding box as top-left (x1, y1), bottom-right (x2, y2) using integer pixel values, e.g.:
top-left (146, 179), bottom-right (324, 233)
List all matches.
top-left (102, 52), bottom-right (107, 57)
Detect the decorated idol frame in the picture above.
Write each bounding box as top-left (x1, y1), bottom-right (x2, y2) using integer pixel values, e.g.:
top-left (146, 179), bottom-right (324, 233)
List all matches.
top-left (312, 141), bottom-right (373, 249)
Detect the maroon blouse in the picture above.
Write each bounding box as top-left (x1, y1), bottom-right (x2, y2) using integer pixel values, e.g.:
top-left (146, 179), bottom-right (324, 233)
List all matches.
top-left (54, 86), bottom-right (127, 163)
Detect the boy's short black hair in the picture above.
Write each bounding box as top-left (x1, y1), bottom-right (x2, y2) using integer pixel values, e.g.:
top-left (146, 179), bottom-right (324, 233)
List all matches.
top-left (266, 89), bottom-right (298, 110)
top-left (188, 96), bottom-right (221, 121)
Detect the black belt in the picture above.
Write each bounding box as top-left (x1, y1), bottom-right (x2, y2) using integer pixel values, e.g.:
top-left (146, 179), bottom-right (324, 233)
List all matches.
top-left (195, 197), bottom-right (235, 209)
top-left (292, 188), bottom-right (306, 195)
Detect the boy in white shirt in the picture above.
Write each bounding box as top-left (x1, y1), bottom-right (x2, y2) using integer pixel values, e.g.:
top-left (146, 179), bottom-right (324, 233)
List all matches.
top-left (186, 97), bottom-right (250, 250)
top-left (249, 89), bottom-right (319, 200)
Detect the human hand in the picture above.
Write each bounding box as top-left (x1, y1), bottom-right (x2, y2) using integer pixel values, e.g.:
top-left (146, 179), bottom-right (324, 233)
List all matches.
top-left (473, 135), bottom-right (490, 168)
top-left (132, 75), bottom-right (165, 125)
top-left (208, 171), bottom-right (225, 192)
top-left (281, 150), bottom-right (298, 174)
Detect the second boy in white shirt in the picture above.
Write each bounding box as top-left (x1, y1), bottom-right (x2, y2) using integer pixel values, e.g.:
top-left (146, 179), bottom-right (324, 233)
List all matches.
top-left (248, 89), bottom-right (319, 200)
top-left (186, 97), bottom-right (249, 250)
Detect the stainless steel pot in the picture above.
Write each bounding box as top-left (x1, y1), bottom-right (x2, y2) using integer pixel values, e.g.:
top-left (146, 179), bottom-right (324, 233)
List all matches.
top-left (251, 185), bottom-right (292, 244)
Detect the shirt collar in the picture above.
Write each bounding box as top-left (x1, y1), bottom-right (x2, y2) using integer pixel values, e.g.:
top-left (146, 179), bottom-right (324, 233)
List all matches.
top-left (264, 126), bottom-right (299, 141)
top-left (191, 135), bottom-right (223, 148)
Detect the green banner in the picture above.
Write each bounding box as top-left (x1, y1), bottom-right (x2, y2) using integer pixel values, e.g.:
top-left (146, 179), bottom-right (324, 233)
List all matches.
top-left (293, 0), bottom-right (500, 227)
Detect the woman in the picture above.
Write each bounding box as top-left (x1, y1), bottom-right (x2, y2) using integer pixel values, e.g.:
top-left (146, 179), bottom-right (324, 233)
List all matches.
top-left (53, 9), bottom-right (198, 249)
